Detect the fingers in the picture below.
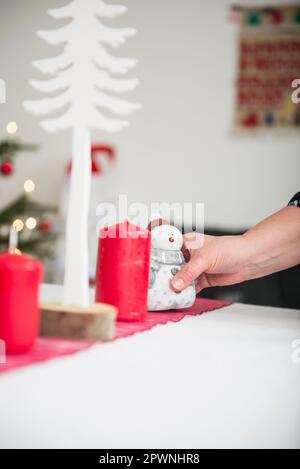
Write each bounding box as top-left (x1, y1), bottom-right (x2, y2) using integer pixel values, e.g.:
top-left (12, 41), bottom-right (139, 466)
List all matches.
top-left (171, 256), bottom-right (208, 292)
top-left (171, 233), bottom-right (207, 292)
top-left (182, 232), bottom-right (206, 262)
top-left (183, 232), bottom-right (205, 251)
top-left (195, 273), bottom-right (211, 292)
top-left (196, 272), bottom-right (245, 292)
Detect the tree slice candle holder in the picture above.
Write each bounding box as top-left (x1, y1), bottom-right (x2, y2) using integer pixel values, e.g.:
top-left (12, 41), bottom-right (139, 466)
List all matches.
top-left (40, 302), bottom-right (117, 341)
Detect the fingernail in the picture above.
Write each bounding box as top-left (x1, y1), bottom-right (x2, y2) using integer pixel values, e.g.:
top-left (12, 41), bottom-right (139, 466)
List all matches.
top-left (172, 278), bottom-right (184, 290)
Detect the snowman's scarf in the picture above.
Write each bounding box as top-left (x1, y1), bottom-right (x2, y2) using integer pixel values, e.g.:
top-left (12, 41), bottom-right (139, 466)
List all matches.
top-left (151, 248), bottom-right (185, 266)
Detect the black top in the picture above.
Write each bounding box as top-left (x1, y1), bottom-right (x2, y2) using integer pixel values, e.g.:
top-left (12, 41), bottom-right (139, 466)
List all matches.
top-left (288, 192), bottom-right (300, 207)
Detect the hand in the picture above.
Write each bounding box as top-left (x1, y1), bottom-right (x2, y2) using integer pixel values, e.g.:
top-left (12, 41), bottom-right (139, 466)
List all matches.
top-left (171, 206), bottom-right (300, 293)
top-left (171, 233), bottom-right (252, 293)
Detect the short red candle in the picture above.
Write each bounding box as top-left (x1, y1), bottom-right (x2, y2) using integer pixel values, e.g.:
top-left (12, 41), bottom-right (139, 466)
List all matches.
top-left (95, 220), bottom-right (151, 321)
top-left (0, 252), bottom-right (43, 353)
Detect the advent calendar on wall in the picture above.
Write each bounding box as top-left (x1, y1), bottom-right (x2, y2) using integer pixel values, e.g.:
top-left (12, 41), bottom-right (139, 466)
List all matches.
top-left (232, 4), bottom-right (300, 129)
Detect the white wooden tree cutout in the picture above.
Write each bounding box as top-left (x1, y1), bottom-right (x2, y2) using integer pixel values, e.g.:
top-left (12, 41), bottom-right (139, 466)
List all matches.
top-left (24, 0), bottom-right (140, 307)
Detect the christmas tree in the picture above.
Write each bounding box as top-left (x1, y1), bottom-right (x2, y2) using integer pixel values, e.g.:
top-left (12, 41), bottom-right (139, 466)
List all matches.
top-left (0, 139), bottom-right (37, 176)
top-left (0, 137), bottom-right (57, 260)
top-left (0, 194), bottom-right (57, 259)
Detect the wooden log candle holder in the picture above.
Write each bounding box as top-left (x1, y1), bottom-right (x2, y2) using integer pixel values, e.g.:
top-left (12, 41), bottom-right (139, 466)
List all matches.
top-left (40, 302), bottom-right (117, 341)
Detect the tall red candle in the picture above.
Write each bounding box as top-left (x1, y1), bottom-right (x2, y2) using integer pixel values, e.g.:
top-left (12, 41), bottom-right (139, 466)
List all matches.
top-left (95, 220), bottom-right (151, 321)
top-left (0, 251), bottom-right (43, 353)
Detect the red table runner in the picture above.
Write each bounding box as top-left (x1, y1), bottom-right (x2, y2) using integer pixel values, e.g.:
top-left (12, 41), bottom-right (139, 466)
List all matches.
top-left (0, 298), bottom-right (231, 374)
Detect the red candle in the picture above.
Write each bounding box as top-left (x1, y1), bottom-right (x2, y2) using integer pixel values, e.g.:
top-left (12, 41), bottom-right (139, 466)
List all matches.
top-left (0, 251), bottom-right (43, 353)
top-left (95, 220), bottom-right (151, 321)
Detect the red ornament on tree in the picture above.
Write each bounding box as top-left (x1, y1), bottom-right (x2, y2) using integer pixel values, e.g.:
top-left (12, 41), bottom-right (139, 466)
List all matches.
top-left (39, 219), bottom-right (52, 234)
top-left (0, 160), bottom-right (14, 176)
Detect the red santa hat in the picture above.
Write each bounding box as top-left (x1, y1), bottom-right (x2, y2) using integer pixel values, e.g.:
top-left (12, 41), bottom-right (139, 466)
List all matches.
top-left (147, 213), bottom-right (169, 231)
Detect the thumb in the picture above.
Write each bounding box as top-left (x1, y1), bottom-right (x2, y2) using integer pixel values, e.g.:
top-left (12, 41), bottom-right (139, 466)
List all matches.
top-left (171, 256), bottom-right (207, 292)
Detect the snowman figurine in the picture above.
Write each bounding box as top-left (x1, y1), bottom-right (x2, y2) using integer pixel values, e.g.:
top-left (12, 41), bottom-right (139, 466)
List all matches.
top-left (147, 219), bottom-right (196, 311)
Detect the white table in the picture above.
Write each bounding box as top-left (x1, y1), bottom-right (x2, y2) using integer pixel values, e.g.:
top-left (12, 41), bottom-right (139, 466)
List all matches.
top-left (0, 284), bottom-right (299, 449)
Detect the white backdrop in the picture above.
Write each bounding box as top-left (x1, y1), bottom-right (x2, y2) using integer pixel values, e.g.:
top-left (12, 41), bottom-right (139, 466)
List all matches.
top-left (0, 0), bottom-right (299, 230)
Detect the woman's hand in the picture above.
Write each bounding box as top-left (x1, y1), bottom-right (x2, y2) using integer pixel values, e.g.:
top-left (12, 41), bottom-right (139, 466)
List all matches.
top-left (171, 233), bottom-right (252, 293)
top-left (171, 206), bottom-right (300, 293)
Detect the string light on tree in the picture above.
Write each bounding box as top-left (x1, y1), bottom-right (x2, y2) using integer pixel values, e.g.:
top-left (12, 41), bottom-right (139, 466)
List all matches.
top-left (12, 219), bottom-right (24, 232)
top-left (24, 179), bottom-right (35, 193)
top-left (26, 217), bottom-right (37, 230)
top-left (6, 121), bottom-right (18, 135)
top-left (0, 196), bottom-right (56, 259)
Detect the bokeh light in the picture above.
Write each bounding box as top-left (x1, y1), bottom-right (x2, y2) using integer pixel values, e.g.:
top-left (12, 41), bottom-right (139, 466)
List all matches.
top-left (12, 219), bottom-right (24, 232)
top-left (24, 179), bottom-right (35, 193)
top-left (6, 121), bottom-right (18, 134)
top-left (25, 217), bottom-right (37, 230)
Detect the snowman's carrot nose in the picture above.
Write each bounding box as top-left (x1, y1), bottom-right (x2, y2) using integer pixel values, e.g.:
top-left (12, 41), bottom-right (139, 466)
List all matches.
top-left (169, 236), bottom-right (174, 243)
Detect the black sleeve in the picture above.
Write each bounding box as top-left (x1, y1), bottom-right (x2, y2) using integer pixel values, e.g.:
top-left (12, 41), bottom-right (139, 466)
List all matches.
top-left (288, 192), bottom-right (300, 207)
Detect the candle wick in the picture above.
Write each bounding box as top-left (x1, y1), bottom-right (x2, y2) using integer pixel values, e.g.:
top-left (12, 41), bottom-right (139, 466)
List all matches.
top-left (9, 227), bottom-right (18, 253)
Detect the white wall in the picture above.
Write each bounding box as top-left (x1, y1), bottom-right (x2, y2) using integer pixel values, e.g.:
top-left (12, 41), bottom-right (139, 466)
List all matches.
top-left (0, 0), bottom-right (299, 230)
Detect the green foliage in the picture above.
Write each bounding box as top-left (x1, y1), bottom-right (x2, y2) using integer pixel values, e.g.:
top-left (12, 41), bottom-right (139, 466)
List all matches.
top-left (0, 194), bottom-right (57, 259)
top-left (0, 194), bottom-right (56, 224)
top-left (0, 137), bottom-right (57, 260)
top-left (0, 139), bottom-right (38, 160)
